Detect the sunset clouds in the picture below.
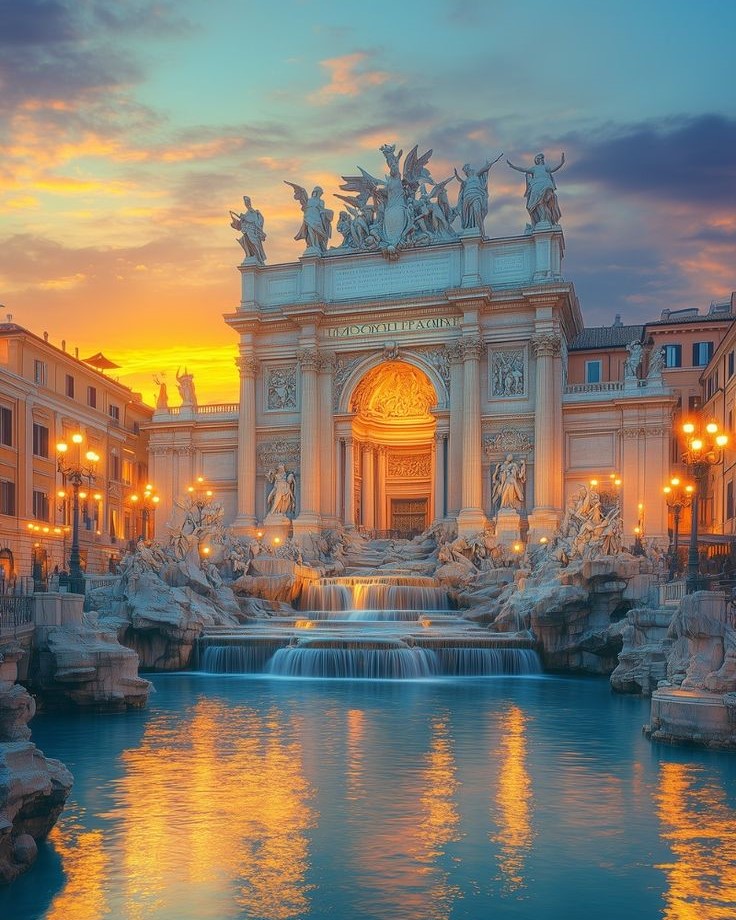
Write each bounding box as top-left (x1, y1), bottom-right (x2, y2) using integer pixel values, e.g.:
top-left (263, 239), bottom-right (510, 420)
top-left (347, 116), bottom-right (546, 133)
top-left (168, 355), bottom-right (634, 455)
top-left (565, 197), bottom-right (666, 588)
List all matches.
top-left (0, 0), bottom-right (734, 403)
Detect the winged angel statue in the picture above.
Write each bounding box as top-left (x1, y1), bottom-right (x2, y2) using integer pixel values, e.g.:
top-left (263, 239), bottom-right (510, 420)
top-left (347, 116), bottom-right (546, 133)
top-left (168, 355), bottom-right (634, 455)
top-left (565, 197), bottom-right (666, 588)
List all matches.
top-left (336, 144), bottom-right (456, 258)
top-left (284, 182), bottom-right (334, 254)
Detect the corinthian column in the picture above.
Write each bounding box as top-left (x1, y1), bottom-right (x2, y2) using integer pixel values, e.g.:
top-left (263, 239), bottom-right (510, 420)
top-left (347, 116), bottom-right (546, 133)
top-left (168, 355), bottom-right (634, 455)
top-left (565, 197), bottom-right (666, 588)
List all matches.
top-left (233, 354), bottom-right (258, 533)
top-left (293, 348), bottom-right (321, 535)
top-left (529, 332), bottom-right (562, 539)
top-left (344, 437), bottom-right (355, 528)
top-left (318, 352), bottom-right (336, 522)
top-left (457, 338), bottom-right (487, 536)
top-left (362, 444), bottom-right (375, 530)
top-left (447, 343), bottom-right (464, 517)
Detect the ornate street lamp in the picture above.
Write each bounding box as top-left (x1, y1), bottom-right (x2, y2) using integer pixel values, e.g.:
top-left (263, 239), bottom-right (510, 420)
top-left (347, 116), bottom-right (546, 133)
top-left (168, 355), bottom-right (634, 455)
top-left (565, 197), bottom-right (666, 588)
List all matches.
top-left (129, 483), bottom-right (160, 540)
top-left (663, 476), bottom-right (694, 580)
top-left (56, 433), bottom-right (100, 595)
top-left (681, 420), bottom-right (729, 593)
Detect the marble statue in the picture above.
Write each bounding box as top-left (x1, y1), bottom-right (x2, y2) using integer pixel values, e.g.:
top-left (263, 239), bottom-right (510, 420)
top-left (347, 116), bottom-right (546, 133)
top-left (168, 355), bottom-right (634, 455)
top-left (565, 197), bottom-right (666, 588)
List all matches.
top-left (506, 152), bottom-right (565, 228)
top-left (492, 454), bottom-right (526, 512)
top-left (647, 345), bottom-right (665, 379)
top-left (266, 464), bottom-right (296, 515)
top-left (284, 183), bottom-right (333, 254)
top-left (229, 195), bottom-right (266, 263)
top-left (338, 143), bottom-right (436, 257)
top-left (454, 154), bottom-right (503, 237)
top-left (153, 374), bottom-right (168, 410)
top-left (624, 341), bottom-right (643, 378)
top-left (176, 367), bottom-right (197, 408)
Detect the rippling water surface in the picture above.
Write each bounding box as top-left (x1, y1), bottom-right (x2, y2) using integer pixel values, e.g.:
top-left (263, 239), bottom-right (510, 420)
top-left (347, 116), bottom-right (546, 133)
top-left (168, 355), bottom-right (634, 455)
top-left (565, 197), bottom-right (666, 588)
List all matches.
top-left (4, 674), bottom-right (736, 920)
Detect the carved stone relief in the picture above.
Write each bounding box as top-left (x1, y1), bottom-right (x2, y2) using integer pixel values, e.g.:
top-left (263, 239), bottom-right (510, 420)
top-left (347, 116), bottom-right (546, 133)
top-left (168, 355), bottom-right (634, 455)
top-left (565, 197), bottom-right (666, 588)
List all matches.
top-left (483, 428), bottom-right (534, 456)
top-left (387, 453), bottom-right (432, 477)
top-left (257, 439), bottom-right (301, 471)
top-left (490, 348), bottom-right (526, 398)
top-left (333, 353), bottom-right (365, 410)
top-left (266, 365), bottom-right (297, 411)
top-left (415, 345), bottom-right (451, 392)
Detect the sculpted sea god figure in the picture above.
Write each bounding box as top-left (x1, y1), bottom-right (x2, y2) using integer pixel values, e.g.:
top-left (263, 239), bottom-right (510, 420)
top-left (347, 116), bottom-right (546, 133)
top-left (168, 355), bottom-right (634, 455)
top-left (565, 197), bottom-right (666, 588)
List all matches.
top-left (506, 151), bottom-right (565, 228)
top-left (285, 182), bottom-right (334, 254)
top-left (454, 153), bottom-right (503, 237)
top-left (229, 195), bottom-right (267, 263)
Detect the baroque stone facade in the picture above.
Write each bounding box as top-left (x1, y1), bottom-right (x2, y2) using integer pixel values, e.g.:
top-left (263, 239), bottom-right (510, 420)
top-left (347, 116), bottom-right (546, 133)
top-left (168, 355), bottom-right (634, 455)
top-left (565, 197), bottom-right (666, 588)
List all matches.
top-left (147, 142), bottom-right (678, 544)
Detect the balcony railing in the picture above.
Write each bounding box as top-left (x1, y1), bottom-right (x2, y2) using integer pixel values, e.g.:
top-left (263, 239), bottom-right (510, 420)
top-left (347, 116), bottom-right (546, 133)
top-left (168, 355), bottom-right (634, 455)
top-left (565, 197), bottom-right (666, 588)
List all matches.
top-left (162, 403), bottom-right (239, 417)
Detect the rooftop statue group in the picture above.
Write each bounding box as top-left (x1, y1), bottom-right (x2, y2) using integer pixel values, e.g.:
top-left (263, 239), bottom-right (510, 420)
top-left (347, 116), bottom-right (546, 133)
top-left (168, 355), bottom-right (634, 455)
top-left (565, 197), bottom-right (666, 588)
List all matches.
top-left (230, 143), bottom-right (565, 263)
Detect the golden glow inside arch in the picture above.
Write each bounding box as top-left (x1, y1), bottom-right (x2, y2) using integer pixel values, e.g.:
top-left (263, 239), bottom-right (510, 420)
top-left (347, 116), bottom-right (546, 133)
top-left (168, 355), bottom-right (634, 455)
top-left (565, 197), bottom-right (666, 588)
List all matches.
top-left (350, 362), bottom-right (436, 422)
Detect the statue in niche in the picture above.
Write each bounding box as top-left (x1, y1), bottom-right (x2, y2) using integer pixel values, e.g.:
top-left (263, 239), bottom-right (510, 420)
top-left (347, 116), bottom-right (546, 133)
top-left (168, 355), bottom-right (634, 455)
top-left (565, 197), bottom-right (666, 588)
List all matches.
top-left (453, 154), bottom-right (503, 237)
top-left (266, 464), bottom-right (296, 516)
top-left (492, 454), bottom-right (526, 512)
top-left (176, 367), bottom-right (197, 408)
top-left (506, 152), bottom-right (565, 228)
top-left (229, 195), bottom-right (267, 263)
top-left (153, 374), bottom-right (168, 410)
top-left (647, 345), bottom-right (665, 379)
top-left (284, 183), bottom-right (333, 254)
top-left (624, 340), bottom-right (643, 378)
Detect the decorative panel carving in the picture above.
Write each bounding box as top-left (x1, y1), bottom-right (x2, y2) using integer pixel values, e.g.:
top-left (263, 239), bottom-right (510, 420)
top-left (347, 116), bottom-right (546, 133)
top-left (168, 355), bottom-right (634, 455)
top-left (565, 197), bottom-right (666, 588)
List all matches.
top-left (257, 439), bottom-right (301, 470)
top-left (265, 366), bottom-right (297, 411)
top-left (483, 428), bottom-right (534, 456)
top-left (490, 348), bottom-right (526, 398)
top-left (387, 453), bottom-right (432, 477)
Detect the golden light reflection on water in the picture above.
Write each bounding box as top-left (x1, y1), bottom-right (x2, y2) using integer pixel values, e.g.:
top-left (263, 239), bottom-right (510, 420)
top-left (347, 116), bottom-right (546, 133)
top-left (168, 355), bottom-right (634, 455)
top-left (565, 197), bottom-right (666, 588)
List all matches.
top-left (655, 762), bottom-right (736, 920)
top-left (491, 705), bottom-right (534, 894)
top-left (49, 699), bottom-right (317, 920)
top-left (346, 708), bottom-right (365, 802)
top-left (405, 716), bottom-right (463, 919)
top-left (46, 815), bottom-right (108, 920)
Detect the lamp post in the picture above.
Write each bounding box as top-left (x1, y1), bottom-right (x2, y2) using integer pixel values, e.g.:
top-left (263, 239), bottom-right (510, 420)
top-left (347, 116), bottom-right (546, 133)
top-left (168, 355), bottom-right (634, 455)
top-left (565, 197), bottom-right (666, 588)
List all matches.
top-left (663, 476), bottom-right (694, 581)
top-left (130, 483), bottom-right (160, 540)
top-left (56, 433), bottom-right (99, 595)
top-left (681, 420), bottom-right (728, 593)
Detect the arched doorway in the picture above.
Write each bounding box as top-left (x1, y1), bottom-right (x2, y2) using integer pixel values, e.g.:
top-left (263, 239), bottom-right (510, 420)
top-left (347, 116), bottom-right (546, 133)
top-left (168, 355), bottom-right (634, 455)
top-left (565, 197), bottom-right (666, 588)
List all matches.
top-left (347, 361), bottom-right (438, 535)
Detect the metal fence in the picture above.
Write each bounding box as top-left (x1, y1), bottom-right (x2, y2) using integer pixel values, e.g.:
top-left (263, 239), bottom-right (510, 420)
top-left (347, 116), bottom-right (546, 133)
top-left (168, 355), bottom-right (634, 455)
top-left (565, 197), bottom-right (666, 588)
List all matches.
top-left (0, 595), bottom-right (33, 634)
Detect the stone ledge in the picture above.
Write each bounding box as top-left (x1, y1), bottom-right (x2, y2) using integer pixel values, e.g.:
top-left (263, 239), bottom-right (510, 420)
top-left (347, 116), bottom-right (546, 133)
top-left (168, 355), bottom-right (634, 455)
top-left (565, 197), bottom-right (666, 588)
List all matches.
top-left (645, 687), bottom-right (736, 750)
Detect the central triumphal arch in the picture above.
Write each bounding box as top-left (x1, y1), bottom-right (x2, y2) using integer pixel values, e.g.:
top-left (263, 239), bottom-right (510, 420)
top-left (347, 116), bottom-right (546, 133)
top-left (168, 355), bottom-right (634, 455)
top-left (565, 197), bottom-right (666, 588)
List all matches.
top-left (148, 142), bottom-right (675, 546)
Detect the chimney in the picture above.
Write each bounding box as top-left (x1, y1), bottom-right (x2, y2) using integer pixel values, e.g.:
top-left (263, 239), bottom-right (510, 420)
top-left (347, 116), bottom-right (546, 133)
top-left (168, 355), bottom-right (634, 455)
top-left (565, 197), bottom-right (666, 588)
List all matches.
top-left (61, 340), bottom-right (66, 352)
top-left (43, 331), bottom-right (48, 342)
top-left (613, 314), bottom-right (622, 327)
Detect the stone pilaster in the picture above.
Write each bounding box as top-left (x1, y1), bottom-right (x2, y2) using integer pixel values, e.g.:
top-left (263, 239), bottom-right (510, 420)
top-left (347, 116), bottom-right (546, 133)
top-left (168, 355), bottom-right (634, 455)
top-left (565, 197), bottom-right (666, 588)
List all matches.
top-left (376, 446), bottom-right (387, 529)
top-left (529, 332), bottom-right (562, 539)
top-left (293, 348), bottom-right (321, 535)
top-left (343, 437), bottom-right (355, 528)
top-left (362, 444), bottom-right (375, 529)
top-left (447, 343), bottom-right (464, 517)
top-left (232, 354), bottom-right (258, 533)
top-left (433, 432), bottom-right (447, 523)
top-left (457, 338), bottom-right (487, 535)
top-left (318, 352), bottom-right (336, 523)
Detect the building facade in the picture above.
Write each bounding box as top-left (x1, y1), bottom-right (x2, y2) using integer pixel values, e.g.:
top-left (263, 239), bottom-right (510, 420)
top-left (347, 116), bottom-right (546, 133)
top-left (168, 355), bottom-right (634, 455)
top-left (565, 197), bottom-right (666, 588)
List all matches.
top-left (0, 323), bottom-right (153, 586)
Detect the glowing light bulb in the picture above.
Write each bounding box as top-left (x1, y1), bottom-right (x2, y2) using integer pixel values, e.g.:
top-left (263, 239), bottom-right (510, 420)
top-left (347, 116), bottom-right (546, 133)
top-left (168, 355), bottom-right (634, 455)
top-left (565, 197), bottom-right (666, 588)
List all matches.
top-left (706, 421), bottom-right (718, 434)
top-left (682, 422), bottom-right (695, 434)
top-left (716, 434), bottom-right (728, 448)
top-left (691, 438), bottom-right (703, 451)
top-left (71, 433), bottom-right (83, 444)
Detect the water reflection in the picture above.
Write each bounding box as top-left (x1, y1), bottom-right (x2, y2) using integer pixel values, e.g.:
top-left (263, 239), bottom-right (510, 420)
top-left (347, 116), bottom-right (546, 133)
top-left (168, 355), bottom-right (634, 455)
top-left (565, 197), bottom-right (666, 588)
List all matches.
top-left (46, 812), bottom-right (108, 920)
top-left (48, 699), bottom-right (317, 920)
top-left (491, 705), bottom-right (534, 894)
top-left (656, 761), bottom-right (736, 920)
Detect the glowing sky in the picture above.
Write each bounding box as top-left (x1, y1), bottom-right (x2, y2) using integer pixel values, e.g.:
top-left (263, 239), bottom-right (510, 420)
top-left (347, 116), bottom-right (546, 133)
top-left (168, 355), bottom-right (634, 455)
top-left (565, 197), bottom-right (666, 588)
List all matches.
top-left (1, 0), bottom-right (734, 404)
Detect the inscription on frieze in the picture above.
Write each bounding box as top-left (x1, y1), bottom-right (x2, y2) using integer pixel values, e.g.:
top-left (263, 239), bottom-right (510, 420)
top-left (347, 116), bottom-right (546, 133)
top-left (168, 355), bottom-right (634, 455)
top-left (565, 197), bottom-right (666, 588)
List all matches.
top-left (331, 256), bottom-right (451, 301)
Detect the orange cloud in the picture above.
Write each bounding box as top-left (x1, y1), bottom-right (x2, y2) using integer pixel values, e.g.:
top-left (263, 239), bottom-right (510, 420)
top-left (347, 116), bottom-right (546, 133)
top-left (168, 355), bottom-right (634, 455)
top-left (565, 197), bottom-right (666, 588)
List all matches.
top-left (309, 53), bottom-right (390, 104)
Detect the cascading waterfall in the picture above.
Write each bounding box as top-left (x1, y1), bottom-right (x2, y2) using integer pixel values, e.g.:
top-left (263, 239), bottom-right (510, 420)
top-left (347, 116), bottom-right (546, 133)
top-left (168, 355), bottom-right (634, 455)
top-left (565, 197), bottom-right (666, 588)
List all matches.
top-left (197, 573), bottom-right (542, 679)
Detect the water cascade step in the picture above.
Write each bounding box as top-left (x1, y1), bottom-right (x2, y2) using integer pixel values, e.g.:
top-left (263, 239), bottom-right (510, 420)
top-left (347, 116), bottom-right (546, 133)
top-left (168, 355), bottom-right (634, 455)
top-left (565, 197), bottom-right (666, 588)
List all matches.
top-left (197, 568), bottom-right (542, 679)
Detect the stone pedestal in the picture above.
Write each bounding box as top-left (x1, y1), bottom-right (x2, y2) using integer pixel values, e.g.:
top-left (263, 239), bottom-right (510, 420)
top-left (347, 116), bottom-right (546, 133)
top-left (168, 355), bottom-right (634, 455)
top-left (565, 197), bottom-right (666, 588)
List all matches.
top-left (261, 514), bottom-right (292, 548)
top-left (495, 509), bottom-right (522, 546)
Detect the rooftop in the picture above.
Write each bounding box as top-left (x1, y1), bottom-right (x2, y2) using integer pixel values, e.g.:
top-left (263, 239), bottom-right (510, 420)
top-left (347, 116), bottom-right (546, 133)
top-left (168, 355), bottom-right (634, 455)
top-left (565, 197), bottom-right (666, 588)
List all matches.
top-left (569, 324), bottom-right (644, 351)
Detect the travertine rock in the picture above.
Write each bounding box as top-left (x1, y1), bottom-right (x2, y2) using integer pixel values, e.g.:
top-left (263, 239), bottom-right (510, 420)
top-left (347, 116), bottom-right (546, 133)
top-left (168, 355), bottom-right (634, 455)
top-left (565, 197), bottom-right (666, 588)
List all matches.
top-left (30, 619), bottom-right (151, 710)
top-left (610, 607), bottom-right (674, 695)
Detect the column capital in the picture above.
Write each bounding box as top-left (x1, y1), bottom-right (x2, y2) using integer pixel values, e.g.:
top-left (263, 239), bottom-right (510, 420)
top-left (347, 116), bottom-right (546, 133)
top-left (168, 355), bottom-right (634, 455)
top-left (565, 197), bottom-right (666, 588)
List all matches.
top-left (297, 347), bottom-right (321, 371)
top-left (461, 338), bottom-right (485, 361)
top-left (236, 354), bottom-right (259, 376)
top-left (448, 342), bottom-right (465, 364)
top-left (531, 333), bottom-right (562, 357)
